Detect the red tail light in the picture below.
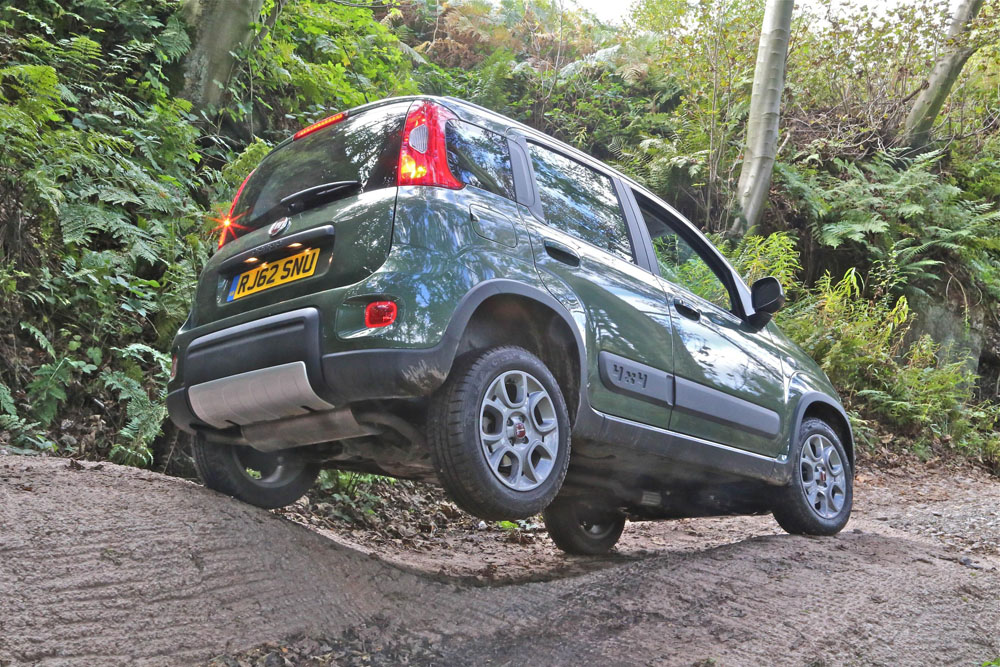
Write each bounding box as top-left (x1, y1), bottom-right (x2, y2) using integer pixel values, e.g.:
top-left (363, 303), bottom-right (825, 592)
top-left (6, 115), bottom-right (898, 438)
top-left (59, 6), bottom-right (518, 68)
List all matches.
top-left (398, 101), bottom-right (462, 189)
top-left (294, 111), bottom-right (347, 140)
top-left (216, 169), bottom-right (254, 249)
top-left (365, 300), bottom-right (398, 328)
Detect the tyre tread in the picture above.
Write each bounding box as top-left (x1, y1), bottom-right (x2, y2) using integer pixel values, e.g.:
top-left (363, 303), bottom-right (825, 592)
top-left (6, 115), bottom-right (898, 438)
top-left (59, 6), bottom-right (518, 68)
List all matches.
top-left (543, 499), bottom-right (625, 555)
top-left (192, 435), bottom-right (318, 510)
top-left (429, 345), bottom-right (571, 520)
top-left (772, 417), bottom-right (853, 536)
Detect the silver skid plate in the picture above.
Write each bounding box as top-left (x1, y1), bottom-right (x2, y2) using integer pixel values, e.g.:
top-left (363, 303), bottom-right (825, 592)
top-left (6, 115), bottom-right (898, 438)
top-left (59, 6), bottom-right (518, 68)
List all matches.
top-left (188, 361), bottom-right (333, 429)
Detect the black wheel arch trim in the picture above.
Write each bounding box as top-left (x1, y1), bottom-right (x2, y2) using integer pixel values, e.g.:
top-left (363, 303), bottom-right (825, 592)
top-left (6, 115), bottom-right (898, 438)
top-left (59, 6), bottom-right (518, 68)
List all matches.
top-left (788, 391), bottom-right (856, 471)
top-left (319, 278), bottom-right (604, 438)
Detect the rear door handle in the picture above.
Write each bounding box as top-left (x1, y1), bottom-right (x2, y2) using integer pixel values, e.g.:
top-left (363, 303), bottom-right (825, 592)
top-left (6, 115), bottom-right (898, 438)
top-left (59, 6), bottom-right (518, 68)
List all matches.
top-left (543, 240), bottom-right (581, 267)
top-left (673, 297), bottom-right (701, 321)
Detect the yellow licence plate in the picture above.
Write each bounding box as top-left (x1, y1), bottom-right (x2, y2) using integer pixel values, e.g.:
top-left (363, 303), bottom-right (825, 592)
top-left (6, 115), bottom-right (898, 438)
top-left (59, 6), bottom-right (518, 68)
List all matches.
top-left (226, 247), bottom-right (321, 301)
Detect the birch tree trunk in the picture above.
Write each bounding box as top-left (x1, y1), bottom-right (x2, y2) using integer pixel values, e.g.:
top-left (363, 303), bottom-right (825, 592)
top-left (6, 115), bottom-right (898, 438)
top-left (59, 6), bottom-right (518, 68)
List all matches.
top-left (180, 0), bottom-right (266, 110)
top-left (729, 0), bottom-right (793, 238)
top-left (900, 0), bottom-right (985, 151)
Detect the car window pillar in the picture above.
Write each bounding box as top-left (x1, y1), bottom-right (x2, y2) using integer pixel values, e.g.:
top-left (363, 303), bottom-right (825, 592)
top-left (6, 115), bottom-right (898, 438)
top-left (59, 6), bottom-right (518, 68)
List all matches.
top-left (615, 182), bottom-right (659, 275)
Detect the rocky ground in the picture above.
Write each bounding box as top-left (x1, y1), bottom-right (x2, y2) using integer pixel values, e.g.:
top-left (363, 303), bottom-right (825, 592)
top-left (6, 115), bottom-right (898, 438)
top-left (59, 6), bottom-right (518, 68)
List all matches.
top-left (1, 452), bottom-right (998, 666)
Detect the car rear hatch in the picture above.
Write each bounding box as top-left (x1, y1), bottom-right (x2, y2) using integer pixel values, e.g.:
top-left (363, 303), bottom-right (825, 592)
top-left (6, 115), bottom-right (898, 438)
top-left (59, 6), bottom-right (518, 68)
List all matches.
top-left (188, 100), bottom-right (414, 327)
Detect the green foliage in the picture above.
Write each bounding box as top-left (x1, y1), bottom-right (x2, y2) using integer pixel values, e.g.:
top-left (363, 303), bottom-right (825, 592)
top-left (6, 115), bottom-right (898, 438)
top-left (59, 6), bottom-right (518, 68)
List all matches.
top-left (951, 136), bottom-right (1000, 200)
top-left (0, 380), bottom-right (50, 454)
top-left (0, 2), bottom-right (214, 459)
top-left (231, 0), bottom-right (418, 137)
top-left (223, 138), bottom-right (273, 188)
top-left (777, 150), bottom-right (1000, 299)
top-left (20, 322), bottom-right (97, 426)
top-left (101, 344), bottom-right (171, 468)
top-left (314, 470), bottom-right (391, 519)
top-left (725, 230), bottom-right (802, 289)
top-left (728, 235), bottom-right (1000, 468)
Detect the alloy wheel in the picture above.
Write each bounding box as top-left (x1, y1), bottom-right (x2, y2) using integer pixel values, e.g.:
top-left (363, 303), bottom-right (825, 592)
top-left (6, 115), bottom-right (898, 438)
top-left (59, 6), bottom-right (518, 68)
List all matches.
top-left (799, 433), bottom-right (847, 519)
top-left (478, 370), bottom-right (560, 491)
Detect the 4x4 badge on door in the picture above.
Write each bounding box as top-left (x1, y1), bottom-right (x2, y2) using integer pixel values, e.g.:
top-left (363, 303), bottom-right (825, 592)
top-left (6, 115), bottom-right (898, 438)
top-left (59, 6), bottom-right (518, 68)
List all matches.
top-left (269, 217), bottom-right (290, 237)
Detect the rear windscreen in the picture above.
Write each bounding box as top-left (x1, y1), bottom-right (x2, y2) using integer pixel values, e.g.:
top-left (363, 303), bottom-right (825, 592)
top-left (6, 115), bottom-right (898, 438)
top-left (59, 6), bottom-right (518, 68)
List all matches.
top-left (230, 102), bottom-right (411, 229)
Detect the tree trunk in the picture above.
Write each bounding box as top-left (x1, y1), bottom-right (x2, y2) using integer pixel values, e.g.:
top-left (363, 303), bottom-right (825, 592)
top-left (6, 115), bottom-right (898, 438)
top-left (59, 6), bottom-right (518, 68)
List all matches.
top-left (730, 0), bottom-right (794, 238)
top-left (179, 0), bottom-right (266, 110)
top-left (900, 0), bottom-right (985, 151)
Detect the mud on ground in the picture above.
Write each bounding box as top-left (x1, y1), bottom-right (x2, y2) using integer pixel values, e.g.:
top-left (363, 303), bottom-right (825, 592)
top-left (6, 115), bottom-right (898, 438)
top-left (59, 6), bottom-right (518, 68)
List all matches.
top-left (1, 454), bottom-right (998, 666)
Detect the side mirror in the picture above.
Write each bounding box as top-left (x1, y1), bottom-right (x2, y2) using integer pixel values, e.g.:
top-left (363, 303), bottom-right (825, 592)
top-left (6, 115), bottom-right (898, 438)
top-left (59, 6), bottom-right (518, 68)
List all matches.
top-left (748, 276), bottom-right (785, 328)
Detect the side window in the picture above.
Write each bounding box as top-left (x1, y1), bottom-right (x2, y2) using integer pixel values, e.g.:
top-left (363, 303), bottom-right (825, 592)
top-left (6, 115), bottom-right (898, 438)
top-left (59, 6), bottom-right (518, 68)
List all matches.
top-left (634, 191), bottom-right (733, 312)
top-left (445, 120), bottom-right (516, 199)
top-left (527, 142), bottom-right (633, 262)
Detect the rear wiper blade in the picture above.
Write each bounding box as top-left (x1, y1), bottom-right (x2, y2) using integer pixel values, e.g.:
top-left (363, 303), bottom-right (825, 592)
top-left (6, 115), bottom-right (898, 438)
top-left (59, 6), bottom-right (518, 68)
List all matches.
top-left (279, 180), bottom-right (362, 214)
top-left (248, 180), bottom-right (363, 228)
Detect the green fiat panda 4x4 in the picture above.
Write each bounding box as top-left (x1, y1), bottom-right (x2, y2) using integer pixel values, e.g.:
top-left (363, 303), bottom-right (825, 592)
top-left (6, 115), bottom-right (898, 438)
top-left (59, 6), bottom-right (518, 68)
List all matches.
top-left (168, 96), bottom-right (853, 554)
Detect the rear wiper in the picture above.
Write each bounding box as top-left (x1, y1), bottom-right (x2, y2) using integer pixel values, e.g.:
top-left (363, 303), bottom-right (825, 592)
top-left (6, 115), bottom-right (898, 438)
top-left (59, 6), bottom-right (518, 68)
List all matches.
top-left (249, 180), bottom-right (363, 228)
top-left (280, 180), bottom-right (362, 214)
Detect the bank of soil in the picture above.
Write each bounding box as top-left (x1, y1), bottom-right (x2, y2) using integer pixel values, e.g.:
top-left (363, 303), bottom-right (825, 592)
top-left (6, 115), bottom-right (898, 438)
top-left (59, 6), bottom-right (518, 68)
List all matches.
top-left (1, 454), bottom-right (998, 666)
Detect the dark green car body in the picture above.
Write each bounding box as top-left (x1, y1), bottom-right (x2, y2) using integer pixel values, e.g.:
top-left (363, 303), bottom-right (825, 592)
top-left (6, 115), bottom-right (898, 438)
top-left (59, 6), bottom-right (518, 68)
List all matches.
top-left (167, 95), bottom-right (852, 520)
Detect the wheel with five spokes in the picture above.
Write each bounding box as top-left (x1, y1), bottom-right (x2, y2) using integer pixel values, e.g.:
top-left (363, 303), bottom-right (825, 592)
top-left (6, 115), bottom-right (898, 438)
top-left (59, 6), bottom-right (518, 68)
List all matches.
top-left (429, 346), bottom-right (571, 520)
top-left (772, 417), bottom-right (853, 536)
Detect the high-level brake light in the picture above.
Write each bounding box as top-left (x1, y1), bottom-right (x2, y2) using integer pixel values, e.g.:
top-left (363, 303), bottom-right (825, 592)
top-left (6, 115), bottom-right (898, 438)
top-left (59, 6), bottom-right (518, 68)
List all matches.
top-left (294, 111), bottom-right (347, 140)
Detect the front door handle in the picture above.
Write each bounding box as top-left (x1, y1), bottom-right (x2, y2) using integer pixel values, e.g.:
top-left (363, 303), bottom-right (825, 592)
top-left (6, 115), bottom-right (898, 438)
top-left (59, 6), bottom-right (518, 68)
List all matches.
top-left (673, 297), bottom-right (701, 321)
top-left (543, 239), bottom-right (581, 267)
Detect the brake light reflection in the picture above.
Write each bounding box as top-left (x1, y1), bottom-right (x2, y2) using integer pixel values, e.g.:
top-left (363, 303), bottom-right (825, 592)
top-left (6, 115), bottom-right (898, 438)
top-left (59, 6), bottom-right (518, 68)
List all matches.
top-left (211, 212), bottom-right (248, 248)
top-left (214, 168), bottom-right (255, 248)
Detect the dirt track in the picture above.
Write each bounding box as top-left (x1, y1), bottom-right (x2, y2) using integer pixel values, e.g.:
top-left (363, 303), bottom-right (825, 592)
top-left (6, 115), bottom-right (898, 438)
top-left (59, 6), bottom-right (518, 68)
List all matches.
top-left (1, 455), bottom-right (998, 666)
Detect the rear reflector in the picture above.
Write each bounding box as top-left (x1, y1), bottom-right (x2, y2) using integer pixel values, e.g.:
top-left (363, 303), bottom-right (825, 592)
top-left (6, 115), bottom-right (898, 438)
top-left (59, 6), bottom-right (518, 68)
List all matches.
top-left (398, 101), bottom-right (462, 189)
top-left (294, 111), bottom-right (347, 140)
top-left (365, 301), bottom-right (398, 328)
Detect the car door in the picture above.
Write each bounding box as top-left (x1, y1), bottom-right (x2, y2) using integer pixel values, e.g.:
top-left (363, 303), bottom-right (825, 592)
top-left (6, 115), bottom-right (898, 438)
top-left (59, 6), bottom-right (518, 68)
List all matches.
top-left (627, 188), bottom-right (788, 457)
top-left (511, 136), bottom-right (675, 429)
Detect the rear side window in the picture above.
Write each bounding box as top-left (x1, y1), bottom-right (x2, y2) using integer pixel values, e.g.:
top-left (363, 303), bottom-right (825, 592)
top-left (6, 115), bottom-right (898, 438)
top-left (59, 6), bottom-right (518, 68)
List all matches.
top-left (445, 120), bottom-right (515, 199)
top-left (231, 102), bottom-right (410, 229)
top-left (527, 143), bottom-right (633, 262)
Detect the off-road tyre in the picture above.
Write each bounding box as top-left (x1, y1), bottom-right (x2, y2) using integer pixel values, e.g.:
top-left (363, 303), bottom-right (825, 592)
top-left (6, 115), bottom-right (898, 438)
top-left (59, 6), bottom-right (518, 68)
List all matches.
top-left (192, 434), bottom-right (319, 510)
top-left (772, 417), bottom-right (853, 536)
top-left (429, 345), bottom-right (571, 520)
top-left (543, 498), bottom-right (626, 555)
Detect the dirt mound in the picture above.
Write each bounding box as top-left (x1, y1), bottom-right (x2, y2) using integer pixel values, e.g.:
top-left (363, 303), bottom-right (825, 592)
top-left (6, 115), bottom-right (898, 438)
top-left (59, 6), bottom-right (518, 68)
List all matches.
top-left (2, 455), bottom-right (998, 666)
top-left (0, 457), bottom-right (453, 664)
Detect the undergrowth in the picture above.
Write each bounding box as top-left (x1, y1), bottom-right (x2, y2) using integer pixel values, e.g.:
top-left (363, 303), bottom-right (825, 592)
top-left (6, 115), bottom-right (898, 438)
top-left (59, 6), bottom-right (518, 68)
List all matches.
top-left (729, 232), bottom-right (1000, 471)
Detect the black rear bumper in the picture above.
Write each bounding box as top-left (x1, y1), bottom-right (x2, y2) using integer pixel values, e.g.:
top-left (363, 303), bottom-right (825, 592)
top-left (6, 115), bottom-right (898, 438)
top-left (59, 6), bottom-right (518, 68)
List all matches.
top-left (167, 308), bottom-right (456, 434)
